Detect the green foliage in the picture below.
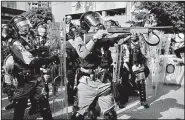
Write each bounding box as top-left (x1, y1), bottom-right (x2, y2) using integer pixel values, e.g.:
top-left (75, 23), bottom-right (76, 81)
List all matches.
top-left (126, 11), bottom-right (150, 27)
top-left (128, 2), bottom-right (185, 33)
top-left (21, 7), bottom-right (52, 29)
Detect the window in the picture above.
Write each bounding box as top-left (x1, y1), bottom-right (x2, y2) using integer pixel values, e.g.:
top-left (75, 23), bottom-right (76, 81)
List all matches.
top-left (106, 8), bottom-right (126, 16)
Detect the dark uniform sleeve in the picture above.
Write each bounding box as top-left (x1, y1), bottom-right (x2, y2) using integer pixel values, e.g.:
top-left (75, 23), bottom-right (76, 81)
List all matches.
top-left (11, 40), bottom-right (35, 65)
top-left (99, 34), bottom-right (129, 46)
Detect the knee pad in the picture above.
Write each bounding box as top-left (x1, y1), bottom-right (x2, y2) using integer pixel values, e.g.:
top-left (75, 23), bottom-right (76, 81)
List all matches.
top-left (71, 112), bottom-right (84, 120)
top-left (104, 108), bottom-right (117, 120)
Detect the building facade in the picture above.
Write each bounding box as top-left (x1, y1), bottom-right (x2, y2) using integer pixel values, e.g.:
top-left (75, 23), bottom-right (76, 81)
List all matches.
top-left (1, 1), bottom-right (26, 25)
top-left (28, 1), bottom-right (51, 10)
top-left (51, 2), bottom-right (135, 27)
top-left (2, 1), bottom-right (17, 9)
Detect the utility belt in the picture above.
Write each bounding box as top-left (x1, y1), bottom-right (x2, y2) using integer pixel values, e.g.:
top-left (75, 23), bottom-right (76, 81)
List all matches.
top-left (78, 67), bottom-right (110, 82)
top-left (133, 66), bottom-right (145, 82)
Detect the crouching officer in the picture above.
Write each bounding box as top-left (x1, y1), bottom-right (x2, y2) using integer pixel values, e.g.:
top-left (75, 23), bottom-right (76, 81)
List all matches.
top-left (9, 16), bottom-right (59, 120)
top-left (70, 11), bottom-right (127, 120)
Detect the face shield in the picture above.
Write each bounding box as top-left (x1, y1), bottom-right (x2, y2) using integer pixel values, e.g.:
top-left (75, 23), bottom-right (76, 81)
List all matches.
top-left (80, 11), bottom-right (104, 32)
top-left (16, 19), bottom-right (30, 35)
top-left (83, 12), bottom-right (104, 28)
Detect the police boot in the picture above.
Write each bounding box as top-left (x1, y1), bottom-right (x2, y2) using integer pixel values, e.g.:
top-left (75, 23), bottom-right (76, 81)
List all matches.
top-left (13, 98), bottom-right (28, 120)
top-left (28, 96), bottom-right (39, 115)
top-left (71, 112), bottom-right (84, 120)
top-left (104, 107), bottom-right (117, 120)
top-left (38, 95), bottom-right (53, 120)
top-left (137, 80), bottom-right (149, 109)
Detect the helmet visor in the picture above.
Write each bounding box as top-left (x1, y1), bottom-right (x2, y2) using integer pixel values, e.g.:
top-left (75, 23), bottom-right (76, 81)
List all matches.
top-left (84, 12), bottom-right (103, 27)
top-left (16, 20), bottom-right (29, 28)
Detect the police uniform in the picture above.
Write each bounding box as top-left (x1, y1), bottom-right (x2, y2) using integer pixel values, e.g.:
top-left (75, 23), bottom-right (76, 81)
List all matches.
top-left (9, 16), bottom-right (58, 120)
top-left (66, 41), bottom-right (80, 104)
top-left (70, 11), bottom-right (124, 120)
top-left (1, 24), bottom-right (17, 110)
top-left (2, 55), bottom-right (16, 109)
top-left (28, 27), bottom-right (51, 115)
top-left (129, 36), bottom-right (150, 108)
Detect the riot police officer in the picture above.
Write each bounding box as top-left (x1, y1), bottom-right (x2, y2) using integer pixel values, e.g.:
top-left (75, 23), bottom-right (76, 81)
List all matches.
top-left (9, 16), bottom-right (59, 120)
top-left (1, 24), bottom-right (16, 110)
top-left (28, 21), bottom-right (51, 115)
top-left (129, 34), bottom-right (150, 108)
top-left (34, 22), bottom-right (51, 99)
top-left (65, 15), bottom-right (78, 40)
top-left (70, 11), bottom-right (129, 120)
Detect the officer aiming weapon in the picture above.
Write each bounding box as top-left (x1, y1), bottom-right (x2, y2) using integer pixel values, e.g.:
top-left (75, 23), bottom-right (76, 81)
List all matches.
top-left (81, 13), bottom-right (173, 109)
top-left (84, 26), bottom-right (173, 46)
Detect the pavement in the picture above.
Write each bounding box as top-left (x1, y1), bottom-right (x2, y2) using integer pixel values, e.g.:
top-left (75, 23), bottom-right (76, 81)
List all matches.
top-left (1, 78), bottom-right (184, 119)
top-left (117, 82), bottom-right (184, 119)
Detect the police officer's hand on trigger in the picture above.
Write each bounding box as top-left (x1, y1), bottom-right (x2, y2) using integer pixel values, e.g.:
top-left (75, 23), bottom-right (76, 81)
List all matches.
top-left (93, 30), bottom-right (108, 40)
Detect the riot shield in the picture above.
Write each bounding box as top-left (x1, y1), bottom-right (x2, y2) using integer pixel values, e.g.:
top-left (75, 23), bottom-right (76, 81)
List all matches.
top-left (47, 21), bottom-right (68, 119)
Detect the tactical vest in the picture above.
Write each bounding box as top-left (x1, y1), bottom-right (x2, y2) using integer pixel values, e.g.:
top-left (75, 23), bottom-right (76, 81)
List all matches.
top-left (8, 36), bottom-right (36, 73)
top-left (129, 41), bottom-right (146, 66)
top-left (80, 43), bottom-right (113, 69)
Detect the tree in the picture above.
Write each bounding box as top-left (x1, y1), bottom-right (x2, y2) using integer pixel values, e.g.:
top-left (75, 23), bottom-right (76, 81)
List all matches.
top-left (127, 2), bottom-right (185, 33)
top-left (21, 7), bottom-right (53, 29)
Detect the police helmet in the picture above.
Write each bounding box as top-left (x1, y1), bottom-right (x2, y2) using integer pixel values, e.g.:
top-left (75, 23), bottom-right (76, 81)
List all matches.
top-left (10, 16), bottom-right (30, 31)
top-left (80, 11), bottom-right (103, 31)
top-left (66, 15), bottom-right (72, 20)
top-left (65, 15), bottom-right (72, 24)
